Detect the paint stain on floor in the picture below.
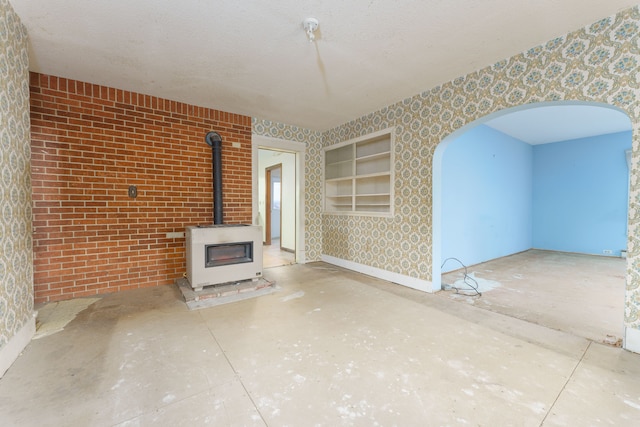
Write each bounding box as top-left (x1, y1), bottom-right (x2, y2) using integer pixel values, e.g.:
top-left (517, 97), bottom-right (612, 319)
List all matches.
top-left (34, 298), bottom-right (101, 339)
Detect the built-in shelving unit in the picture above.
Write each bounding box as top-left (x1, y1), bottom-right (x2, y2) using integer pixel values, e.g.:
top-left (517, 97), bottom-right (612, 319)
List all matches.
top-left (324, 129), bottom-right (394, 216)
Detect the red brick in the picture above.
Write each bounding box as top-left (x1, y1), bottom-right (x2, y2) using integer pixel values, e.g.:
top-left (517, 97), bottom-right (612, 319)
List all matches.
top-left (30, 72), bottom-right (252, 302)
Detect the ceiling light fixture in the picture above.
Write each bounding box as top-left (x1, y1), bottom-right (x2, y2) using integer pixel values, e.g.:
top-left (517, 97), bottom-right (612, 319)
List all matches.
top-left (303, 18), bottom-right (319, 42)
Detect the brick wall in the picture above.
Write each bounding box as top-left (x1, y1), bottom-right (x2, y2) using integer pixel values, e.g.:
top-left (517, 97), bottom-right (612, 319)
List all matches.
top-left (30, 72), bottom-right (253, 303)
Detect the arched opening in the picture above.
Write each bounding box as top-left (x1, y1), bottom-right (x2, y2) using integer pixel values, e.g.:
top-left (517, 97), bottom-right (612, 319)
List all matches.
top-left (432, 101), bottom-right (632, 342)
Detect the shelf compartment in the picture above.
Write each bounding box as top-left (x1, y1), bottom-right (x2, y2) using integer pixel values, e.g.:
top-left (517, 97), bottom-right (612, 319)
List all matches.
top-left (325, 145), bottom-right (353, 179)
top-left (356, 155), bottom-right (390, 176)
top-left (325, 179), bottom-right (352, 196)
top-left (355, 194), bottom-right (390, 213)
top-left (356, 136), bottom-right (391, 158)
top-left (326, 204), bottom-right (353, 212)
top-left (325, 161), bottom-right (353, 180)
top-left (355, 176), bottom-right (390, 195)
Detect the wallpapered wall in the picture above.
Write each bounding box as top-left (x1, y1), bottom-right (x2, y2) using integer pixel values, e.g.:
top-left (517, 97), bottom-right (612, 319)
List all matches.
top-left (0, 0), bottom-right (33, 351)
top-left (253, 6), bottom-right (640, 330)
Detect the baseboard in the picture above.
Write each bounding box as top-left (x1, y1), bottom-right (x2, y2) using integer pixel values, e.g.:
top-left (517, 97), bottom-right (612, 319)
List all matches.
top-left (624, 326), bottom-right (640, 354)
top-left (321, 255), bottom-right (435, 292)
top-left (281, 246), bottom-right (295, 253)
top-left (0, 316), bottom-right (35, 378)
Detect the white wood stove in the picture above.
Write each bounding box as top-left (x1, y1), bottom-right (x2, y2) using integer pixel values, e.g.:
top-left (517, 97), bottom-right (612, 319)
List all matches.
top-left (184, 131), bottom-right (263, 292)
top-left (185, 224), bottom-right (263, 291)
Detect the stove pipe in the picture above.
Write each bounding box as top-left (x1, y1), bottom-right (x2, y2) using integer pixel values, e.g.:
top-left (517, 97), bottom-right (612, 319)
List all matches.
top-left (205, 131), bottom-right (223, 225)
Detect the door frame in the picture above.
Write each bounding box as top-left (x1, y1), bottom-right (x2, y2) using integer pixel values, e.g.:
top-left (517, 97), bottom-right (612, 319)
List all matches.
top-left (252, 135), bottom-right (306, 264)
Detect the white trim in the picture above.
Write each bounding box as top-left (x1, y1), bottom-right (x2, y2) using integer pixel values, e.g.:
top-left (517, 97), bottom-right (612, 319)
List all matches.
top-left (624, 326), bottom-right (640, 354)
top-left (432, 138), bottom-right (445, 292)
top-left (321, 254), bottom-right (435, 292)
top-left (252, 135), bottom-right (306, 264)
top-left (324, 127), bottom-right (394, 150)
top-left (0, 316), bottom-right (35, 378)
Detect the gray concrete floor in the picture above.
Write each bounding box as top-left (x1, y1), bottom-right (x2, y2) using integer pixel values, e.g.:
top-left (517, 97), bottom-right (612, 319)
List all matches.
top-left (1, 261), bottom-right (640, 426)
top-left (262, 239), bottom-right (295, 269)
top-left (441, 250), bottom-right (626, 345)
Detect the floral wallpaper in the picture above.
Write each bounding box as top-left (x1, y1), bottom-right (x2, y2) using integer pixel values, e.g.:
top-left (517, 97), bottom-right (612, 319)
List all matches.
top-left (256, 7), bottom-right (640, 329)
top-left (0, 0), bottom-right (33, 350)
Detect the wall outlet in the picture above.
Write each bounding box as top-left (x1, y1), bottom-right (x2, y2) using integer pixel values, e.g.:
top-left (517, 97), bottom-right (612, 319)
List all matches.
top-left (603, 249), bottom-right (613, 255)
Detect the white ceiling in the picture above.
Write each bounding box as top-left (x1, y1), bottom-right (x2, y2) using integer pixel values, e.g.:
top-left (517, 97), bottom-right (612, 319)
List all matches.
top-left (8, 0), bottom-right (639, 132)
top-left (485, 105), bottom-right (633, 144)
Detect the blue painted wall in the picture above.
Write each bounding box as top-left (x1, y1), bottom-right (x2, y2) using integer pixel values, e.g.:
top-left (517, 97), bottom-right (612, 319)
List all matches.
top-left (441, 125), bottom-right (533, 272)
top-left (532, 131), bottom-right (631, 256)
top-left (441, 127), bottom-right (631, 272)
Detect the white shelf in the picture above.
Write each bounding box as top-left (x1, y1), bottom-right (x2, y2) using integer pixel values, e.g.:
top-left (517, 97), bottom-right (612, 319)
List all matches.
top-left (356, 136), bottom-right (391, 158)
top-left (355, 171), bottom-right (390, 179)
top-left (323, 129), bottom-right (394, 215)
top-left (326, 176), bottom-right (353, 183)
top-left (356, 151), bottom-right (391, 162)
top-left (328, 159), bottom-right (352, 165)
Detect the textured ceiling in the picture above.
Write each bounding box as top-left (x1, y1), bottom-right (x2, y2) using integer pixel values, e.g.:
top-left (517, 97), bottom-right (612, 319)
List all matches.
top-left (485, 105), bottom-right (633, 145)
top-left (8, 0), bottom-right (640, 131)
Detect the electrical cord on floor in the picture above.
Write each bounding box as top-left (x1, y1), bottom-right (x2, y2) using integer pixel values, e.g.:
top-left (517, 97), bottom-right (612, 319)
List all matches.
top-left (441, 257), bottom-right (482, 297)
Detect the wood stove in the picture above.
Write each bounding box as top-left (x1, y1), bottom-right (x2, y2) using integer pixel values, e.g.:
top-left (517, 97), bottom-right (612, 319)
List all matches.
top-left (185, 224), bottom-right (263, 291)
top-left (184, 131), bottom-right (263, 291)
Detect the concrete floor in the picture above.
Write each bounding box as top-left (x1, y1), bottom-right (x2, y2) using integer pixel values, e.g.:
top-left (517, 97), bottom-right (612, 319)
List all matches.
top-left (1, 262), bottom-right (640, 426)
top-left (262, 239), bottom-right (295, 269)
top-left (441, 250), bottom-right (626, 345)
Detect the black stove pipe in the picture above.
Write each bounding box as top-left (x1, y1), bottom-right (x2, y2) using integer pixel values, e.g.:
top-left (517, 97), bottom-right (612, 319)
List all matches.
top-left (205, 131), bottom-right (223, 225)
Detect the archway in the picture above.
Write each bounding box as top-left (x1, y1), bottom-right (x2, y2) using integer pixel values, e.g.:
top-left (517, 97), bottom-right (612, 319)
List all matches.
top-left (432, 101), bottom-right (632, 342)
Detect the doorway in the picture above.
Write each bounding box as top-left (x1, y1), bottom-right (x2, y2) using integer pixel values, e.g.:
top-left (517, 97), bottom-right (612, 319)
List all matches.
top-left (253, 136), bottom-right (304, 268)
top-left (259, 151), bottom-right (295, 268)
top-left (432, 101), bottom-right (632, 344)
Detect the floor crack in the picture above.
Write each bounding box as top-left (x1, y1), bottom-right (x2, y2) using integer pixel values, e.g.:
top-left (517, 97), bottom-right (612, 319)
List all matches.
top-left (200, 312), bottom-right (270, 427)
top-left (539, 340), bottom-right (591, 425)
